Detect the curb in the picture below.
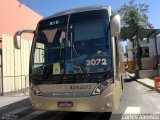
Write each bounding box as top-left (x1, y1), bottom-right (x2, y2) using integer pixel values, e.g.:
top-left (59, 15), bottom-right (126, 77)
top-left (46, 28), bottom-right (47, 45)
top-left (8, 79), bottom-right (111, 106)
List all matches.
top-left (136, 80), bottom-right (160, 93)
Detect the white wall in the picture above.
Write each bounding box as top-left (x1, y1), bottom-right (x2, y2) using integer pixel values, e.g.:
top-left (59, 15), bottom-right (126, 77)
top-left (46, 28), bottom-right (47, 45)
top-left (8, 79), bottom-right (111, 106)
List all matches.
top-left (2, 34), bottom-right (32, 93)
top-left (156, 35), bottom-right (160, 55)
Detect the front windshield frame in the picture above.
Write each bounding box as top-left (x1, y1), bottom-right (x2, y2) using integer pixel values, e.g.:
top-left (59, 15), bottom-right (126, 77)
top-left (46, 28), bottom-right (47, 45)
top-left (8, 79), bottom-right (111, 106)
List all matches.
top-left (30, 9), bottom-right (112, 79)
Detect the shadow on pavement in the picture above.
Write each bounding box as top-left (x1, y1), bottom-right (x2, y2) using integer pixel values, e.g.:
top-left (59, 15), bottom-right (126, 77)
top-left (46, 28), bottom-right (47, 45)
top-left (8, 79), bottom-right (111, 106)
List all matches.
top-left (0, 98), bottom-right (31, 114)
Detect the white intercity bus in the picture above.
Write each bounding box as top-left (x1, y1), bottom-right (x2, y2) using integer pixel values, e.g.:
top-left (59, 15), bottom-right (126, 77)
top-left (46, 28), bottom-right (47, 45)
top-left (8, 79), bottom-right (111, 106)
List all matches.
top-left (14, 6), bottom-right (124, 112)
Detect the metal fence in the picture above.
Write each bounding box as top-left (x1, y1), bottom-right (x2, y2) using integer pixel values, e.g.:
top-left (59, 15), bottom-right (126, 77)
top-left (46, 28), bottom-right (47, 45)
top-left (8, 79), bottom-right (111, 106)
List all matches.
top-left (1, 75), bottom-right (29, 96)
top-left (1, 34), bottom-right (32, 96)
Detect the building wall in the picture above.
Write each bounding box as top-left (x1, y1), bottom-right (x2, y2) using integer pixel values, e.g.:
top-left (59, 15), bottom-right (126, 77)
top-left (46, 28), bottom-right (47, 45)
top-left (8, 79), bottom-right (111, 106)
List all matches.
top-left (0, 0), bottom-right (42, 48)
top-left (0, 0), bottom-right (42, 93)
top-left (139, 35), bottom-right (160, 70)
top-left (2, 34), bottom-right (32, 93)
top-left (156, 35), bottom-right (160, 55)
top-left (156, 35), bottom-right (160, 67)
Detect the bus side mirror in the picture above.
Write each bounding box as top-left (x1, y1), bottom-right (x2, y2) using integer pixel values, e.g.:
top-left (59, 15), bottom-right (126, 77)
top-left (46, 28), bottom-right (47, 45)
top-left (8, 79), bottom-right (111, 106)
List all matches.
top-left (110, 14), bottom-right (120, 37)
top-left (13, 30), bottom-right (34, 49)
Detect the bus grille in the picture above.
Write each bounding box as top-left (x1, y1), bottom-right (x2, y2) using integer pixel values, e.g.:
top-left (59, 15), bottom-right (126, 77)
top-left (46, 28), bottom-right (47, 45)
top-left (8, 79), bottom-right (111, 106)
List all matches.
top-left (41, 92), bottom-right (92, 98)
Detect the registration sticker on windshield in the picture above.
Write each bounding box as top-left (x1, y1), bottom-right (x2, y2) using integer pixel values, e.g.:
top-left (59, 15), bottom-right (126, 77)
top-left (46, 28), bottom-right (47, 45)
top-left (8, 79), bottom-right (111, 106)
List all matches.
top-left (53, 63), bottom-right (60, 75)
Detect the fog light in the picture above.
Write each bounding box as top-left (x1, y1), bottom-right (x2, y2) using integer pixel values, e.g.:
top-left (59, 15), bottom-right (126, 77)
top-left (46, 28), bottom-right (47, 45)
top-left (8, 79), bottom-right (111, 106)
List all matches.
top-left (105, 103), bottom-right (112, 108)
top-left (95, 88), bottom-right (101, 93)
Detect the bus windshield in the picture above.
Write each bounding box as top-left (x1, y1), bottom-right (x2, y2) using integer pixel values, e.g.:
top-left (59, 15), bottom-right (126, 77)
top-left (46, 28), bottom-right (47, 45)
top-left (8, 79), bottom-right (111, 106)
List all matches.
top-left (31, 10), bottom-right (112, 80)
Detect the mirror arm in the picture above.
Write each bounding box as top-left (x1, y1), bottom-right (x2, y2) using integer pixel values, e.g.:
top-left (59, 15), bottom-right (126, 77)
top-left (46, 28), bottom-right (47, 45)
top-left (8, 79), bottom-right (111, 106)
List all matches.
top-left (15, 30), bottom-right (35, 36)
top-left (14, 30), bottom-right (35, 49)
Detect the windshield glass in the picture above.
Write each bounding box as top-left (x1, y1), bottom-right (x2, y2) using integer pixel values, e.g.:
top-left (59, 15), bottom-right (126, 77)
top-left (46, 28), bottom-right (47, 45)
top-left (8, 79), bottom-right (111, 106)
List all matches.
top-left (31, 10), bottom-right (112, 80)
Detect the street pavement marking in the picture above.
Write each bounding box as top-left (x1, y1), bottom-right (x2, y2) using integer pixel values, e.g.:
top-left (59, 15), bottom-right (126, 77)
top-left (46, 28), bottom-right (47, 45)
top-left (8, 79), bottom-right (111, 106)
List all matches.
top-left (8, 107), bottom-right (30, 114)
top-left (19, 110), bottom-right (46, 120)
top-left (124, 106), bottom-right (140, 114)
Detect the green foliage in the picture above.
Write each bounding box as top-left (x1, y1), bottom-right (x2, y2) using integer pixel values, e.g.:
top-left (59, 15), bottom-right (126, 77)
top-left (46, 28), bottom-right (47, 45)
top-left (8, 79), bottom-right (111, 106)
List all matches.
top-left (116, 0), bottom-right (154, 67)
top-left (124, 10), bottom-right (141, 29)
top-left (116, 0), bottom-right (153, 29)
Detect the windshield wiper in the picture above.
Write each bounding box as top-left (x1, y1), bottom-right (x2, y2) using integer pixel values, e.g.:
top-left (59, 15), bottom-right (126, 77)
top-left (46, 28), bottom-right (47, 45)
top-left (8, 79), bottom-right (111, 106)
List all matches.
top-left (42, 63), bottom-right (58, 79)
top-left (45, 46), bottom-right (61, 51)
top-left (59, 42), bottom-right (65, 68)
top-left (83, 69), bottom-right (113, 83)
top-left (70, 41), bottom-right (88, 74)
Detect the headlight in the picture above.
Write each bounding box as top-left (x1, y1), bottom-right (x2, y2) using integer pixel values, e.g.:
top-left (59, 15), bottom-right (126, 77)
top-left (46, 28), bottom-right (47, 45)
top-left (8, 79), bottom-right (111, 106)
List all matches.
top-left (30, 84), bottom-right (42, 96)
top-left (92, 78), bottom-right (113, 96)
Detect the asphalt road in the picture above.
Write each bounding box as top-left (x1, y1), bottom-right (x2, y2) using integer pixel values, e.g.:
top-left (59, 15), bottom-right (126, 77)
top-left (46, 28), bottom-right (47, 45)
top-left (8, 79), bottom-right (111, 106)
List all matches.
top-left (0, 80), bottom-right (160, 120)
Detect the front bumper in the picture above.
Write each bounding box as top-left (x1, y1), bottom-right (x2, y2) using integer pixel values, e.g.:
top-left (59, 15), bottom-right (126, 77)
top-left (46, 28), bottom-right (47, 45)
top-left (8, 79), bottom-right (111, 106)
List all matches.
top-left (29, 84), bottom-right (117, 112)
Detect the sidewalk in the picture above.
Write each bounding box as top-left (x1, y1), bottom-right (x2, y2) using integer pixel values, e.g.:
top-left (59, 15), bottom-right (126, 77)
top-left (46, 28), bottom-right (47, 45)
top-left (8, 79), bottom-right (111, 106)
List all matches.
top-left (136, 78), bottom-right (160, 93)
top-left (0, 92), bottom-right (29, 108)
top-left (0, 96), bottom-right (28, 107)
top-left (126, 70), bottom-right (160, 92)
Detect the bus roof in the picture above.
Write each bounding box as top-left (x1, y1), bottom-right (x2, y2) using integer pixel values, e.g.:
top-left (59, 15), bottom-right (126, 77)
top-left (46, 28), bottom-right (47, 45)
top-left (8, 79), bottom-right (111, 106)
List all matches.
top-left (42, 6), bottom-right (111, 21)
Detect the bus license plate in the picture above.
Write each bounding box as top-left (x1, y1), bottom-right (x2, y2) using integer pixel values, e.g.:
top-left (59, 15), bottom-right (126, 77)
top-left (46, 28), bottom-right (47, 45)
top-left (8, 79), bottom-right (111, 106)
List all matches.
top-left (57, 101), bottom-right (73, 107)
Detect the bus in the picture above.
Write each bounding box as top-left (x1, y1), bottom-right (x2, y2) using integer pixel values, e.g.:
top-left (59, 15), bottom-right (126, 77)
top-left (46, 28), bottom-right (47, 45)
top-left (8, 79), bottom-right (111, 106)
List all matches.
top-left (14, 6), bottom-right (124, 112)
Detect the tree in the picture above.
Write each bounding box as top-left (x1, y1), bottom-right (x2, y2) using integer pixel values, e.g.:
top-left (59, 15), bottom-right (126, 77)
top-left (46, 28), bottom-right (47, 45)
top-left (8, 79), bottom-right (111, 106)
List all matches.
top-left (116, 0), bottom-right (153, 70)
top-left (116, 0), bottom-right (153, 30)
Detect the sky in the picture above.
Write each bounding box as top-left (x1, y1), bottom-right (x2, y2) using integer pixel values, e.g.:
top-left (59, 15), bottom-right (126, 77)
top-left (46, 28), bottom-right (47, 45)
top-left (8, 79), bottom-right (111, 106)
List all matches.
top-left (20, 0), bottom-right (160, 29)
